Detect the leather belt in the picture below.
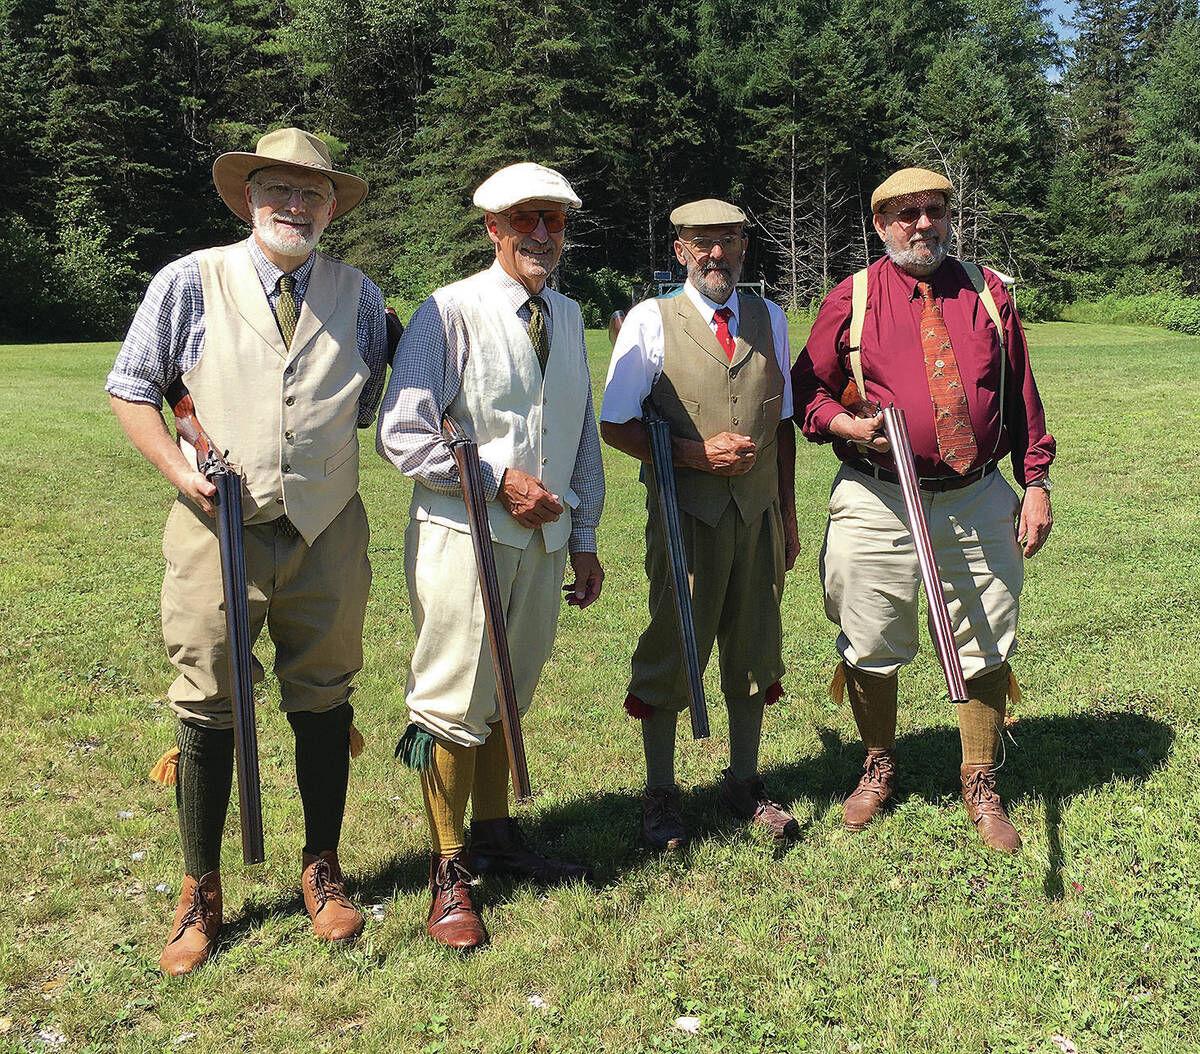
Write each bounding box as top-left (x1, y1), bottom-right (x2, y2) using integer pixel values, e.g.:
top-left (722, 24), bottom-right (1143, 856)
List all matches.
top-left (848, 458), bottom-right (997, 493)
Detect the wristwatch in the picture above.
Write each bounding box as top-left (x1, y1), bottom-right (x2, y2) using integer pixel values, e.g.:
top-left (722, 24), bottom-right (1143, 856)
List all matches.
top-left (1026, 477), bottom-right (1053, 494)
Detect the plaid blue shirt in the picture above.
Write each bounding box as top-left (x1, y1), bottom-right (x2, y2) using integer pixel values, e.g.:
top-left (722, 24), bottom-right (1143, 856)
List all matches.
top-left (377, 261), bottom-right (604, 554)
top-left (106, 236), bottom-right (389, 428)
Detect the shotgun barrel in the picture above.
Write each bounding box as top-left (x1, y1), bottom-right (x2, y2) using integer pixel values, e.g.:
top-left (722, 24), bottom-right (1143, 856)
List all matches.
top-left (880, 406), bottom-right (969, 704)
top-left (643, 402), bottom-right (710, 740)
top-left (165, 380), bottom-right (265, 864)
top-left (442, 415), bottom-right (532, 800)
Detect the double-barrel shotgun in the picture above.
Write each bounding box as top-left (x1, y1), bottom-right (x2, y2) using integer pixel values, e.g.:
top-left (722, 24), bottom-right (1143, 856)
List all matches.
top-left (442, 415), bottom-right (533, 800)
top-left (841, 380), bottom-right (969, 703)
top-left (166, 380), bottom-right (266, 863)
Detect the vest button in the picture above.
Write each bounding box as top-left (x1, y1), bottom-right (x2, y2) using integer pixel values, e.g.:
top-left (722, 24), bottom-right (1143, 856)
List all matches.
top-left (276, 497), bottom-right (284, 504)
top-left (541, 457), bottom-right (548, 466)
top-left (285, 430), bottom-right (295, 443)
top-left (285, 396), bottom-right (295, 406)
top-left (285, 365), bottom-right (294, 376)
top-left (732, 417), bottom-right (739, 425)
top-left (283, 463), bottom-right (291, 473)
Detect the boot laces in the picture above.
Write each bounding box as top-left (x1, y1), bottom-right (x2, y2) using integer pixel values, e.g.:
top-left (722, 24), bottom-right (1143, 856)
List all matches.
top-left (964, 767), bottom-right (1000, 808)
top-left (175, 880), bottom-right (216, 938)
top-left (309, 857), bottom-right (353, 912)
top-left (433, 857), bottom-right (476, 920)
top-left (644, 787), bottom-right (683, 827)
top-left (860, 752), bottom-right (895, 791)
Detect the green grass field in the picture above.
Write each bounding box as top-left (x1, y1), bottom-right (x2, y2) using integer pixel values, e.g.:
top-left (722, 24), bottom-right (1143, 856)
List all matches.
top-left (1, 322), bottom-right (1198, 1053)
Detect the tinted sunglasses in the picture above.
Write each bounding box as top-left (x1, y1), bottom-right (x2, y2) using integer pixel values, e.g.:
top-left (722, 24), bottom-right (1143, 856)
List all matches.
top-left (504, 209), bottom-right (567, 234)
top-left (885, 204), bottom-right (948, 224)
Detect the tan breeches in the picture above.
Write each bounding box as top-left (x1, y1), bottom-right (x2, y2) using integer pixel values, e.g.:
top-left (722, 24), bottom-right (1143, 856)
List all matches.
top-left (628, 497), bottom-right (786, 711)
top-left (403, 519), bottom-right (568, 747)
top-left (162, 494), bottom-right (371, 729)
top-left (820, 465), bottom-right (1023, 679)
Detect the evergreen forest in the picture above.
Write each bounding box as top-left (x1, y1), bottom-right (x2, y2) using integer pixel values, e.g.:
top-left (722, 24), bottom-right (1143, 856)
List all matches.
top-left (2, 0), bottom-right (1199, 339)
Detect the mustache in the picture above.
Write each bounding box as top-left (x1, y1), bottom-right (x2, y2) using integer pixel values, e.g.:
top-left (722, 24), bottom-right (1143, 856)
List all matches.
top-left (270, 214), bottom-right (312, 227)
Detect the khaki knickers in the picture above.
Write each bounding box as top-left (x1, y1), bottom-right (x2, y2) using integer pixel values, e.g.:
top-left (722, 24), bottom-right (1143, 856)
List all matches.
top-left (162, 494), bottom-right (371, 729)
top-left (820, 465), bottom-right (1023, 679)
top-left (404, 519), bottom-right (568, 748)
top-left (628, 496), bottom-right (786, 711)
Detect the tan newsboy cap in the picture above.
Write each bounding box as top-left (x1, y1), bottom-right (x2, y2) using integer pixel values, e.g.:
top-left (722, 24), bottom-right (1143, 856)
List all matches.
top-left (870, 168), bottom-right (954, 214)
top-left (670, 198), bottom-right (747, 228)
top-left (213, 127), bottom-right (368, 223)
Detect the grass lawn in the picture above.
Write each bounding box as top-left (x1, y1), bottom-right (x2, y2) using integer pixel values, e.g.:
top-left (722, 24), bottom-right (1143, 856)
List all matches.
top-left (1, 321), bottom-right (1198, 1053)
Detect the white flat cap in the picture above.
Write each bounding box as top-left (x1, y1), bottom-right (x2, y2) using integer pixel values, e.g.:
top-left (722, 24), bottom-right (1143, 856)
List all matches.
top-left (473, 162), bottom-right (581, 211)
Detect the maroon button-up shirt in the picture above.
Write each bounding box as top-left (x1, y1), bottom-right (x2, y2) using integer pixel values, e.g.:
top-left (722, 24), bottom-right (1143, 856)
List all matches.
top-left (792, 256), bottom-right (1055, 486)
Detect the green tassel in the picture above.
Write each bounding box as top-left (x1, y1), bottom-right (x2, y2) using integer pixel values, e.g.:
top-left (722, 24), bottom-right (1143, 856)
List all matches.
top-left (395, 722), bottom-right (436, 771)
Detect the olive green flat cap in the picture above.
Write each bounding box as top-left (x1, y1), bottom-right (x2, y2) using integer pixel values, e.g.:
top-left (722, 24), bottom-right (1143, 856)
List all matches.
top-left (669, 198), bottom-right (747, 228)
top-left (870, 168), bottom-right (954, 213)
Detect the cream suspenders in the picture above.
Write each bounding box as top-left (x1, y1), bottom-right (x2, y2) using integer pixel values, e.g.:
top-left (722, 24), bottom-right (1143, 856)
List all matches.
top-left (847, 262), bottom-right (1008, 454)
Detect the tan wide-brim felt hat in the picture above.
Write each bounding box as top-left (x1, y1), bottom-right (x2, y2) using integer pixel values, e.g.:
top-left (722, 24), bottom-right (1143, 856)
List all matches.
top-left (212, 127), bottom-right (369, 223)
top-left (870, 168), bottom-right (954, 214)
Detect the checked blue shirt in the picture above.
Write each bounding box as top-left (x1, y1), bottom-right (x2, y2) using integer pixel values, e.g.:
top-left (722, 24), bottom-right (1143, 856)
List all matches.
top-left (106, 236), bottom-right (389, 428)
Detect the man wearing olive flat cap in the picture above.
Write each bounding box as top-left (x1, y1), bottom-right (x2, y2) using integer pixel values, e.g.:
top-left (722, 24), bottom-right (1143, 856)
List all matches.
top-left (378, 161), bottom-right (604, 950)
top-left (107, 127), bottom-right (391, 974)
top-left (600, 197), bottom-right (801, 853)
top-left (792, 166), bottom-right (1056, 851)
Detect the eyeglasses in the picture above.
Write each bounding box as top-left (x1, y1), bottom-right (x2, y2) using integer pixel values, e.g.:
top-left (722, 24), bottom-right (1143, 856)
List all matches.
top-left (504, 209), bottom-right (567, 234)
top-left (254, 181), bottom-right (332, 209)
top-left (883, 204), bottom-right (948, 225)
top-left (681, 234), bottom-right (744, 255)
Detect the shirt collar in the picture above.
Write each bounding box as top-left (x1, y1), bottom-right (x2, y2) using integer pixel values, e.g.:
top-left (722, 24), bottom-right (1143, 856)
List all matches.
top-left (684, 278), bottom-right (739, 324)
top-left (489, 259), bottom-right (552, 316)
top-left (882, 255), bottom-right (954, 299)
top-left (248, 235), bottom-right (316, 296)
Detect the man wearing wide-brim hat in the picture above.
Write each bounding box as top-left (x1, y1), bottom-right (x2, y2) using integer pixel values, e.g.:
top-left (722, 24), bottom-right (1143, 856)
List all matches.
top-left (600, 198), bottom-right (801, 852)
top-left (792, 166), bottom-right (1056, 851)
top-left (106, 127), bottom-right (391, 974)
top-left (377, 161), bottom-right (604, 950)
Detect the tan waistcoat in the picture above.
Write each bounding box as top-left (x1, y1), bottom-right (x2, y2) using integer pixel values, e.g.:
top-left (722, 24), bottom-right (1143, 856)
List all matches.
top-left (410, 269), bottom-right (591, 554)
top-left (649, 291), bottom-right (784, 526)
top-left (187, 241), bottom-right (368, 544)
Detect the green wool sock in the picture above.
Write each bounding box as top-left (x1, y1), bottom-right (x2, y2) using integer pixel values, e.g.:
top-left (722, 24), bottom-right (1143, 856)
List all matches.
top-left (727, 695), bottom-right (765, 781)
top-left (641, 707), bottom-right (678, 789)
top-left (289, 703), bottom-right (353, 856)
top-left (175, 719), bottom-right (234, 877)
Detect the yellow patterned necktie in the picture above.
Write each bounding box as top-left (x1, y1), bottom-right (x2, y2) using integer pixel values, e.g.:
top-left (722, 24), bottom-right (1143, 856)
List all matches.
top-left (276, 273), bottom-right (299, 349)
top-left (527, 295), bottom-right (550, 373)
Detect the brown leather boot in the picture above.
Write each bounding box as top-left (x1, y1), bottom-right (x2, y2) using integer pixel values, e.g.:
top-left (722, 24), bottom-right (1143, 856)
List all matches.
top-left (301, 850), bottom-right (364, 942)
top-left (427, 852), bottom-right (488, 951)
top-left (469, 817), bottom-right (590, 885)
top-left (642, 784), bottom-right (688, 852)
top-left (159, 872), bottom-right (222, 976)
top-left (961, 763), bottom-right (1022, 852)
top-left (719, 768), bottom-right (799, 841)
top-left (842, 748), bottom-right (897, 830)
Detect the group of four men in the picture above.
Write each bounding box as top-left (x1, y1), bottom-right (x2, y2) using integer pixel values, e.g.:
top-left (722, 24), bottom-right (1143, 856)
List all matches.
top-left (106, 130), bottom-right (1054, 974)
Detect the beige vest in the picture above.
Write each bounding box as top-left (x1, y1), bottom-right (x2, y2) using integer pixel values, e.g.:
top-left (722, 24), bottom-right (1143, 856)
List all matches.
top-left (410, 269), bottom-right (590, 553)
top-left (188, 241), bottom-right (368, 544)
top-left (650, 291), bottom-right (784, 526)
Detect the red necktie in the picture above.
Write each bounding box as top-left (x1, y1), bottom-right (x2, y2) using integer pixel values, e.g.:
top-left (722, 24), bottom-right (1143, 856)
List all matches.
top-left (713, 306), bottom-right (735, 361)
top-left (918, 281), bottom-right (978, 474)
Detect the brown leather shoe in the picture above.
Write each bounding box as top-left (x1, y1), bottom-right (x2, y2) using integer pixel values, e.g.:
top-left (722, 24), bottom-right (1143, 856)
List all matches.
top-left (642, 784), bottom-right (688, 852)
top-left (301, 850), bottom-right (364, 943)
top-left (469, 817), bottom-right (590, 885)
top-left (843, 748), bottom-right (897, 830)
top-left (159, 872), bottom-right (222, 976)
top-left (961, 763), bottom-right (1022, 852)
top-left (719, 769), bottom-right (799, 841)
top-left (427, 853), bottom-right (488, 951)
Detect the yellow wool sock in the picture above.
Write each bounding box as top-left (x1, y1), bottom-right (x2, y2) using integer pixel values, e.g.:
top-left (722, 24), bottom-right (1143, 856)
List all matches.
top-left (470, 724), bottom-right (511, 822)
top-left (844, 665), bottom-right (898, 750)
top-left (420, 738), bottom-right (476, 855)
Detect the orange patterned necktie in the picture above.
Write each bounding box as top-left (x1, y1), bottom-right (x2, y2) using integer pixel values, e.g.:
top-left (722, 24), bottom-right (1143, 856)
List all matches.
top-left (917, 281), bottom-right (978, 474)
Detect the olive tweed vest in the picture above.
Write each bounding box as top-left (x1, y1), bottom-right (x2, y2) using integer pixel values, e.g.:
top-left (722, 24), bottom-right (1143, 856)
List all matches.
top-left (187, 241), bottom-right (367, 545)
top-left (648, 290), bottom-right (784, 526)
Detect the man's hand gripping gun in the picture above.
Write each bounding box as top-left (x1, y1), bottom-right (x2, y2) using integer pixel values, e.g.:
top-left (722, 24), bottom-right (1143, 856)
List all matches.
top-left (166, 380), bottom-right (266, 863)
top-left (841, 380), bottom-right (969, 704)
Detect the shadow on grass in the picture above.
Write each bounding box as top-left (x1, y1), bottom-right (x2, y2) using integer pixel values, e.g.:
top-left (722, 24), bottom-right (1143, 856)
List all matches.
top-left (218, 709), bottom-right (1171, 944)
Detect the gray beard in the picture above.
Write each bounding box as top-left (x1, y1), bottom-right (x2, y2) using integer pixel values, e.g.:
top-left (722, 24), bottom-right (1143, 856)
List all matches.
top-left (254, 214), bottom-right (320, 258)
top-left (692, 265), bottom-right (736, 303)
top-left (883, 233), bottom-right (950, 276)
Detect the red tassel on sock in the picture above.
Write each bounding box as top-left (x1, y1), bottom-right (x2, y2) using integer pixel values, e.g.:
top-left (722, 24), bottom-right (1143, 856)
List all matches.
top-left (624, 694), bottom-right (655, 720)
top-left (765, 681), bottom-right (784, 706)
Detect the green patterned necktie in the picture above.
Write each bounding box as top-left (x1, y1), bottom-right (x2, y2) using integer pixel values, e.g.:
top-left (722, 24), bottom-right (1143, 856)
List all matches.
top-left (276, 273), bottom-right (299, 349)
top-left (527, 295), bottom-right (550, 373)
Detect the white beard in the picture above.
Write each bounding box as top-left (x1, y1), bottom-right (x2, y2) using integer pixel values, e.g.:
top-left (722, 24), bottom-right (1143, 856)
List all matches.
top-left (253, 212), bottom-right (320, 258)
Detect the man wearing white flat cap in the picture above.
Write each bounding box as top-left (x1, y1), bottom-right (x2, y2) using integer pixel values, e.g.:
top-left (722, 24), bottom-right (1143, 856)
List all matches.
top-left (107, 127), bottom-right (390, 974)
top-left (378, 161), bottom-right (604, 950)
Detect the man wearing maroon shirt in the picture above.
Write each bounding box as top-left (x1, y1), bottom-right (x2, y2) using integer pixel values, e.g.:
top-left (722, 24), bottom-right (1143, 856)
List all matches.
top-left (792, 167), bottom-right (1055, 852)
